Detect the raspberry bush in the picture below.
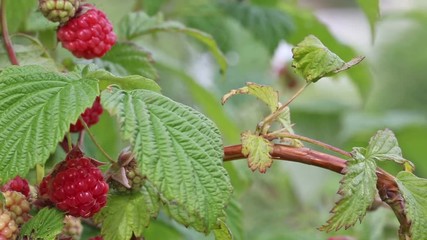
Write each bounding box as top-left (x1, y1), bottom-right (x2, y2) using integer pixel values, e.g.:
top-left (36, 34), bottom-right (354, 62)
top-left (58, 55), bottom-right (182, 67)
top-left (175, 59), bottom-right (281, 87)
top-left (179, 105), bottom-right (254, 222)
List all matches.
top-left (1, 0), bottom-right (427, 240)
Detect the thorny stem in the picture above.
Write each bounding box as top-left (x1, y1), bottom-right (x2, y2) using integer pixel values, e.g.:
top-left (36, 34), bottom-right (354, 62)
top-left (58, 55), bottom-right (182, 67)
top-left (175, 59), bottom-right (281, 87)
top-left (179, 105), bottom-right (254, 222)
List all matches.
top-left (79, 116), bottom-right (115, 164)
top-left (0, 0), bottom-right (19, 65)
top-left (266, 131), bottom-right (351, 157)
top-left (258, 82), bottom-right (311, 134)
top-left (223, 144), bottom-right (408, 238)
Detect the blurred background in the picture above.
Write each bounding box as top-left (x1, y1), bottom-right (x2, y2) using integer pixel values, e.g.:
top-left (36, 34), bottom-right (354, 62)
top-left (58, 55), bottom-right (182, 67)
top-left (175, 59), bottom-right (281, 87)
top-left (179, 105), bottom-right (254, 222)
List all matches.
top-left (12, 0), bottom-right (427, 239)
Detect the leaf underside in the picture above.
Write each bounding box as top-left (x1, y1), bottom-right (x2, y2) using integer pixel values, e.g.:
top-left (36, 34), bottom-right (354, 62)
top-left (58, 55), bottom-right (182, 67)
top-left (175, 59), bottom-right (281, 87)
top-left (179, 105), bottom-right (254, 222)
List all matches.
top-left (0, 65), bottom-right (99, 182)
top-left (101, 86), bottom-right (233, 232)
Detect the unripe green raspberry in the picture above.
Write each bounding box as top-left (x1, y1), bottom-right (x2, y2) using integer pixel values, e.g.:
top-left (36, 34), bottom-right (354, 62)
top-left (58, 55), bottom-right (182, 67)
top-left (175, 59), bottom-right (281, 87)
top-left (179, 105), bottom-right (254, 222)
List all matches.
top-left (1, 191), bottom-right (31, 225)
top-left (38, 0), bottom-right (80, 23)
top-left (0, 208), bottom-right (18, 240)
top-left (59, 215), bottom-right (82, 240)
top-left (108, 148), bottom-right (145, 193)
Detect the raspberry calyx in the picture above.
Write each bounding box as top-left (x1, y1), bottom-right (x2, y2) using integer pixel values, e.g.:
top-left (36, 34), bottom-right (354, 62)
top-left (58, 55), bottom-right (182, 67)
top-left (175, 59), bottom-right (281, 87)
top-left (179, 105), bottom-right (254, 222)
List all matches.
top-left (108, 148), bottom-right (145, 193)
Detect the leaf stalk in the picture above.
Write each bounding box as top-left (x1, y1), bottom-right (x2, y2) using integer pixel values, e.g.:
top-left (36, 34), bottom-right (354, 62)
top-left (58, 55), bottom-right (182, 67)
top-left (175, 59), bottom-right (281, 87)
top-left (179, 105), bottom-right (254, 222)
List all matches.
top-left (0, 0), bottom-right (19, 65)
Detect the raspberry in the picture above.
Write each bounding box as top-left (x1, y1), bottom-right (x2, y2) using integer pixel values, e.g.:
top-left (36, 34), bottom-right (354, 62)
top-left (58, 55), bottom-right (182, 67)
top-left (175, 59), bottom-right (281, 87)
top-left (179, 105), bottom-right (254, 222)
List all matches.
top-left (108, 148), bottom-right (145, 192)
top-left (70, 96), bottom-right (103, 133)
top-left (39, 0), bottom-right (80, 23)
top-left (0, 209), bottom-right (18, 240)
top-left (41, 147), bottom-right (109, 218)
top-left (59, 215), bottom-right (82, 240)
top-left (1, 176), bottom-right (30, 198)
top-left (1, 191), bottom-right (31, 225)
top-left (57, 5), bottom-right (117, 59)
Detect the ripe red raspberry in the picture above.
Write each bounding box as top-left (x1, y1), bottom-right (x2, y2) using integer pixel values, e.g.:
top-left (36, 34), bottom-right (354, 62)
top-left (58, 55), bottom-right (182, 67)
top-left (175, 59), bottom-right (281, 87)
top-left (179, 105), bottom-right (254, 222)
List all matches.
top-left (1, 191), bottom-right (31, 225)
top-left (70, 96), bottom-right (103, 132)
top-left (39, 0), bottom-right (80, 23)
top-left (57, 4), bottom-right (116, 59)
top-left (1, 176), bottom-right (30, 198)
top-left (40, 147), bottom-right (109, 218)
top-left (0, 209), bottom-right (18, 240)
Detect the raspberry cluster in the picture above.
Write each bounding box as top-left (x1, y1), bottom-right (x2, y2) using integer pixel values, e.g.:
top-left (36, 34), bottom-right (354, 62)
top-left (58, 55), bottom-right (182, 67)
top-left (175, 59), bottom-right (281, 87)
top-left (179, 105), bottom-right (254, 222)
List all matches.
top-left (40, 147), bottom-right (109, 218)
top-left (38, 0), bottom-right (116, 59)
top-left (69, 96), bottom-right (103, 132)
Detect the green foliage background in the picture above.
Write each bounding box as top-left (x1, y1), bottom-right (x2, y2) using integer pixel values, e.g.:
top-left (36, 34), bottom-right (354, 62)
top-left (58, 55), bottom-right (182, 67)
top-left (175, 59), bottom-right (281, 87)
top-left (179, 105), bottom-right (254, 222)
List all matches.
top-left (2, 0), bottom-right (427, 239)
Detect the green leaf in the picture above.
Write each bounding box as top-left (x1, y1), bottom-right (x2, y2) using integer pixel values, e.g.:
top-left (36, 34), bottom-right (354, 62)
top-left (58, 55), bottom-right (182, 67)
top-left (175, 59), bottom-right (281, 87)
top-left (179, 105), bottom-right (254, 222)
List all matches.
top-left (241, 131), bottom-right (273, 173)
top-left (366, 129), bottom-right (414, 170)
top-left (85, 69), bottom-right (161, 92)
top-left (158, 63), bottom-right (240, 143)
top-left (20, 208), bottom-right (65, 240)
top-left (95, 183), bottom-right (160, 240)
top-left (320, 149), bottom-right (378, 232)
top-left (356, 0), bottom-right (380, 39)
top-left (396, 171), bottom-right (427, 240)
top-left (119, 12), bottom-right (227, 74)
top-left (96, 43), bottom-right (158, 80)
top-left (101, 86), bottom-right (233, 232)
top-left (281, 4), bottom-right (372, 98)
top-left (0, 65), bottom-right (99, 181)
top-left (222, 82), bottom-right (279, 112)
top-left (292, 35), bottom-right (364, 83)
top-left (220, 1), bottom-right (294, 53)
top-left (214, 220), bottom-right (233, 240)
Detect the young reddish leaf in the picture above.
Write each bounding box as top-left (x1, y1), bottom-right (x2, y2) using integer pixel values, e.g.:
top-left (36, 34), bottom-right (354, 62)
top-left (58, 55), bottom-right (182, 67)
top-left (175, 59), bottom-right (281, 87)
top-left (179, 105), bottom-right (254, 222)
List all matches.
top-left (292, 35), bottom-right (363, 83)
top-left (396, 171), bottom-right (427, 240)
top-left (241, 131), bottom-right (273, 173)
top-left (222, 82), bottom-right (279, 112)
top-left (320, 150), bottom-right (377, 232)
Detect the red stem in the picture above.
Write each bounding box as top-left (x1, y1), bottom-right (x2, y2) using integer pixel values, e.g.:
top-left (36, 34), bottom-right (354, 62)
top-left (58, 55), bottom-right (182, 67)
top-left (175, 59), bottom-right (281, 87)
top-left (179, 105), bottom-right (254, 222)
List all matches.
top-left (1, 0), bottom-right (19, 65)
top-left (224, 144), bottom-right (408, 236)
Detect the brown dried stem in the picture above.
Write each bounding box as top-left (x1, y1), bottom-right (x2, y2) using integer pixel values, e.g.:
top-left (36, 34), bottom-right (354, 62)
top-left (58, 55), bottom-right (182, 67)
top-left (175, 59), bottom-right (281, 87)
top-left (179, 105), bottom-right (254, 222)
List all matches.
top-left (223, 144), bottom-right (408, 236)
